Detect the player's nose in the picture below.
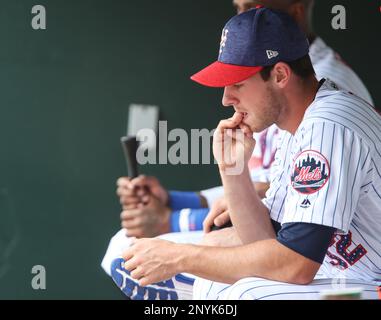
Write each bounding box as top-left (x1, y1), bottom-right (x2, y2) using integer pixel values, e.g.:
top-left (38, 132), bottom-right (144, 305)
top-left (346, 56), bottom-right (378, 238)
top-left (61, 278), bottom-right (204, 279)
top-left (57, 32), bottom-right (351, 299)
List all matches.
top-left (222, 86), bottom-right (239, 107)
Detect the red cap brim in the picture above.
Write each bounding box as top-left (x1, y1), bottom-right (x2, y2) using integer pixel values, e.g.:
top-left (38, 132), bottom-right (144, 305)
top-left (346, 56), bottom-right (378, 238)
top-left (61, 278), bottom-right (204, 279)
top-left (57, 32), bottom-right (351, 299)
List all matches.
top-left (190, 61), bottom-right (263, 88)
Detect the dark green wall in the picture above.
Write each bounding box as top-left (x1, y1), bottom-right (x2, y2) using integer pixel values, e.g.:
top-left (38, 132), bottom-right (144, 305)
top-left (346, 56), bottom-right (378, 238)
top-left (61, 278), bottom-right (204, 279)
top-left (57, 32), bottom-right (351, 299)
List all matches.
top-left (0, 0), bottom-right (379, 299)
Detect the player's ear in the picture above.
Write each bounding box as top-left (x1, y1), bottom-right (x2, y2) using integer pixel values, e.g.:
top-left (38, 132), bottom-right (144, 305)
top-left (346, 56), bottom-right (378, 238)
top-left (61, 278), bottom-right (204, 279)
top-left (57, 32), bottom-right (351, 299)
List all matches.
top-left (271, 62), bottom-right (291, 89)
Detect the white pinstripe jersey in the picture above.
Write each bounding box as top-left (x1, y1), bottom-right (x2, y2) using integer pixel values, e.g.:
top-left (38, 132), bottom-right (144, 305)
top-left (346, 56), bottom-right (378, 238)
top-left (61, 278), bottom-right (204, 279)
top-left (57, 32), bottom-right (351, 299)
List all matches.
top-left (264, 79), bottom-right (381, 284)
top-left (249, 37), bottom-right (374, 183)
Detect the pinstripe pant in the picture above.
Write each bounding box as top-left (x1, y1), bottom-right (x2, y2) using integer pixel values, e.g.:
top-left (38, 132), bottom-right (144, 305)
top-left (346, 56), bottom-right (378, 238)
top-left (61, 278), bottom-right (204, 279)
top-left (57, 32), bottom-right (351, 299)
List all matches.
top-left (193, 277), bottom-right (380, 300)
top-left (103, 230), bottom-right (380, 300)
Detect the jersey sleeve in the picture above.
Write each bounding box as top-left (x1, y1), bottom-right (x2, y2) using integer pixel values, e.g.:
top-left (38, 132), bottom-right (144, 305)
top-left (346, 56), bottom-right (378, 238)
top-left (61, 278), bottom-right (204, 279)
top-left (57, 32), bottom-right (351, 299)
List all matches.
top-left (282, 121), bottom-right (372, 234)
top-left (277, 223), bottom-right (336, 264)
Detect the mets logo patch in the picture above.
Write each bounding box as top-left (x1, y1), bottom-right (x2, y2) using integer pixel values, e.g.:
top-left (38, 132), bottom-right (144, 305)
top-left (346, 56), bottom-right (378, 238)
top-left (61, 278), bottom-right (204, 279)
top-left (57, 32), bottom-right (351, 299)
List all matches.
top-left (291, 150), bottom-right (330, 195)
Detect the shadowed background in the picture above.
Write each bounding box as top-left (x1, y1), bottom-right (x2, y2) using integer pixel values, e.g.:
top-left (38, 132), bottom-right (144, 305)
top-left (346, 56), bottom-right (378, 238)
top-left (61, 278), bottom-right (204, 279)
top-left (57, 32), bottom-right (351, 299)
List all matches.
top-left (0, 0), bottom-right (379, 299)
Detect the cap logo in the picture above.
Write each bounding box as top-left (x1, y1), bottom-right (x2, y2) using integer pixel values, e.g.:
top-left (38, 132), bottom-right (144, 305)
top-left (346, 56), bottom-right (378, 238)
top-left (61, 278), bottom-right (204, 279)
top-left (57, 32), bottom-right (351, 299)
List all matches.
top-left (266, 50), bottom-right (279, 59)
top-left (219, 29), bottom-right (229, 55)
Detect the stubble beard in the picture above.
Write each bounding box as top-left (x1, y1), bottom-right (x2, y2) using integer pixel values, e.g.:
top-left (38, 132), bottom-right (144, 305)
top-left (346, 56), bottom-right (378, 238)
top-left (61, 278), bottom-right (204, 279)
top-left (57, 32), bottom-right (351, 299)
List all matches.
top-left (249, 86), bottom-right (283, 133)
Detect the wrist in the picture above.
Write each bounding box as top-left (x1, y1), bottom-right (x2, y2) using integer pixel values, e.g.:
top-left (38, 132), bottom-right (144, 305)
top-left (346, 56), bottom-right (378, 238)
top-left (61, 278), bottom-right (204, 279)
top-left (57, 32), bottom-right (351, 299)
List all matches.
top-left (177, 244), bottom-right (201, 274)
top-left (219, 165), bottom-right (250, 179)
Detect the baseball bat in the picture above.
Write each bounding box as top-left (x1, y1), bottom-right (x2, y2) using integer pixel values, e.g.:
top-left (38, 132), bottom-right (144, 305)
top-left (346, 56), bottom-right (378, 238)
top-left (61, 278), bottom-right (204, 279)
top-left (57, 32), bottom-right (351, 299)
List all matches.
top-left (120, 136), bottom-right (139, 179)
top-left (120, 136), bottom-right (233, 230)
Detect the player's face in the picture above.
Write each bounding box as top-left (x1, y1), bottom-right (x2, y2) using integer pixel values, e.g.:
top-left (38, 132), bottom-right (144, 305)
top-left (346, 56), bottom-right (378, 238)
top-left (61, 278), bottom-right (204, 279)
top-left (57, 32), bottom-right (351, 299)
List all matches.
top-left (233, 1), bottom-right (304, 20)
top-left (222, 73), bottom-right (284, 133)
top-left (233, 0), bottom-right (258, 14)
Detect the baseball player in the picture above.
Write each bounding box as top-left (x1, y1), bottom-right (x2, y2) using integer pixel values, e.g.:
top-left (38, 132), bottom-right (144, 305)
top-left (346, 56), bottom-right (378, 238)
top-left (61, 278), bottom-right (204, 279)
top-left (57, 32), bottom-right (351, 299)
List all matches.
top-left (109, 7), bottom-right (380, 301)
top-left (103, 2), bottom-right (378, 300)
top-left (107, 0), bottom-right (374, 243)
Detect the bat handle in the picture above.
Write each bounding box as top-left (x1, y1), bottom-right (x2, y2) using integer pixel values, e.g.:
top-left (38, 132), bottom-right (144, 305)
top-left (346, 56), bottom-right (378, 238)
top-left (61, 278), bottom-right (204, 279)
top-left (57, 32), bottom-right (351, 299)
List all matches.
top-left (121, 136), bottom-right (139, 179)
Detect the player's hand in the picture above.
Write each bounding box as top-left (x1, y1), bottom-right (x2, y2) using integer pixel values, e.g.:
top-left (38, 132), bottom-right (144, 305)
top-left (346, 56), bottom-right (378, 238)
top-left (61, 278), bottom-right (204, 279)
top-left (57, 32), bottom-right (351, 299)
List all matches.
top-left (213, 112), bottom-right (256, 175)
top-left (203, 197), bottom-right (231, 233)
top-left (120, 196), bottom-right (171, 238)
top-left (117, 175), bottom-right (169, 208)
top-left (122, 238), bottom-right (184, 286)
top-left (130, 176), bottom-right (169, 205)
top-left (117, 177), bottom-right (145, 209)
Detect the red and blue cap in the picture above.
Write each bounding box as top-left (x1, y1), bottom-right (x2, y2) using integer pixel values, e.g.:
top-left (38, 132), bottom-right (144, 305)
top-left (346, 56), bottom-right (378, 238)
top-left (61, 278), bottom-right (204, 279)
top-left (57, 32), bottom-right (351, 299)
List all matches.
top-left (191, 7), bottom-right (310, 87)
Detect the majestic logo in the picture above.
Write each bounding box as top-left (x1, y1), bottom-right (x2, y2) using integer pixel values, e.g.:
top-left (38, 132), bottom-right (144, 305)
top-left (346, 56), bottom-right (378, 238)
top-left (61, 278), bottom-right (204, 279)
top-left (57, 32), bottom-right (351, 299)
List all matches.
top-left (266, 50), bottom-right (279, 59)
top-left (301, 198), bottom-right (311, 209)
top-left (291, 150), bottom-right (330, 195)
top-left (219, 29), bottom-right (229, 55)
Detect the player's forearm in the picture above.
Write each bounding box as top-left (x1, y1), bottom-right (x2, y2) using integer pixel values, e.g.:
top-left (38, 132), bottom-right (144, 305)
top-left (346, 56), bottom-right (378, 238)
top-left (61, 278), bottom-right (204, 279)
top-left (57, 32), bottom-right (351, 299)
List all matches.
top-left (220, 168), bottom-right (275, 244)
top-left (179, 240), bottom-right (319, 285)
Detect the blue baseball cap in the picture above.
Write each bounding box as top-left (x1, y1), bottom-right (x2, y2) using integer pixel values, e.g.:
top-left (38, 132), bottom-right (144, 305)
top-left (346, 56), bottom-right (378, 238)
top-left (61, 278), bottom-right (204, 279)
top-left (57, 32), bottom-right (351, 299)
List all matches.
top-left (191, 7), bottom-right (309, 87)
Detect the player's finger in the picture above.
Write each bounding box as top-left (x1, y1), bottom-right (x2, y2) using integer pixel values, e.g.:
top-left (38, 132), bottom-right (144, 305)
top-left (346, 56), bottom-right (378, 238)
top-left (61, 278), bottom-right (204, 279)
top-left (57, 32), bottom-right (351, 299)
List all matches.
top-left (203, 211), bottom-right (217, 234)
top-left (139, 276), bottom-right (155, 287)
top-left (130, 267), bottom-right (145, 281)
top-left (203, 217), bottom-right (213, 233)
top-left (135, 187), bottom-right (150, 197)
top-left (120, 195), bottom-right (141, 205)
top-left (217, 113), bottom-right (244, 131)
top-left (117, 177), bottom-right (131, 188)
top-left (203, 199), bottom-right (228, 233)
top-left (227, 112), bottom-right (244, 127)
top-left (239, 123), bottom-right (253, 138)
top-left (117, 187), bottom-right (136, 197)
top-left (130, 175), bottom-right (153, 190)
top-left (214, 211), bottom-right (231, 227)
top-left (120, 210), bottom-right (141, 221)
top-left (123, 258), bottom-right (140, 273)
top-left (121, 218), bottom-right (142, 229)
top-left (122, 203), bottom-right (140, 210)
top-left (122, 248), bottom-right (135, 263)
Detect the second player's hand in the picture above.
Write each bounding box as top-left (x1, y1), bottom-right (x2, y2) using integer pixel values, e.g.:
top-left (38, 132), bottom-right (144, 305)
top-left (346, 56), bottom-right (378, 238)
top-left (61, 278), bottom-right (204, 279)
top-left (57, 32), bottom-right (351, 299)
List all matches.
top-left (120, 196), bottom-right (171, 238)
top-left (122, 238), bottom-right (185, 287)
top-left (117, 176), bottom-right (169, 208)
top-left (129, 176), bottom-right (169, 206)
